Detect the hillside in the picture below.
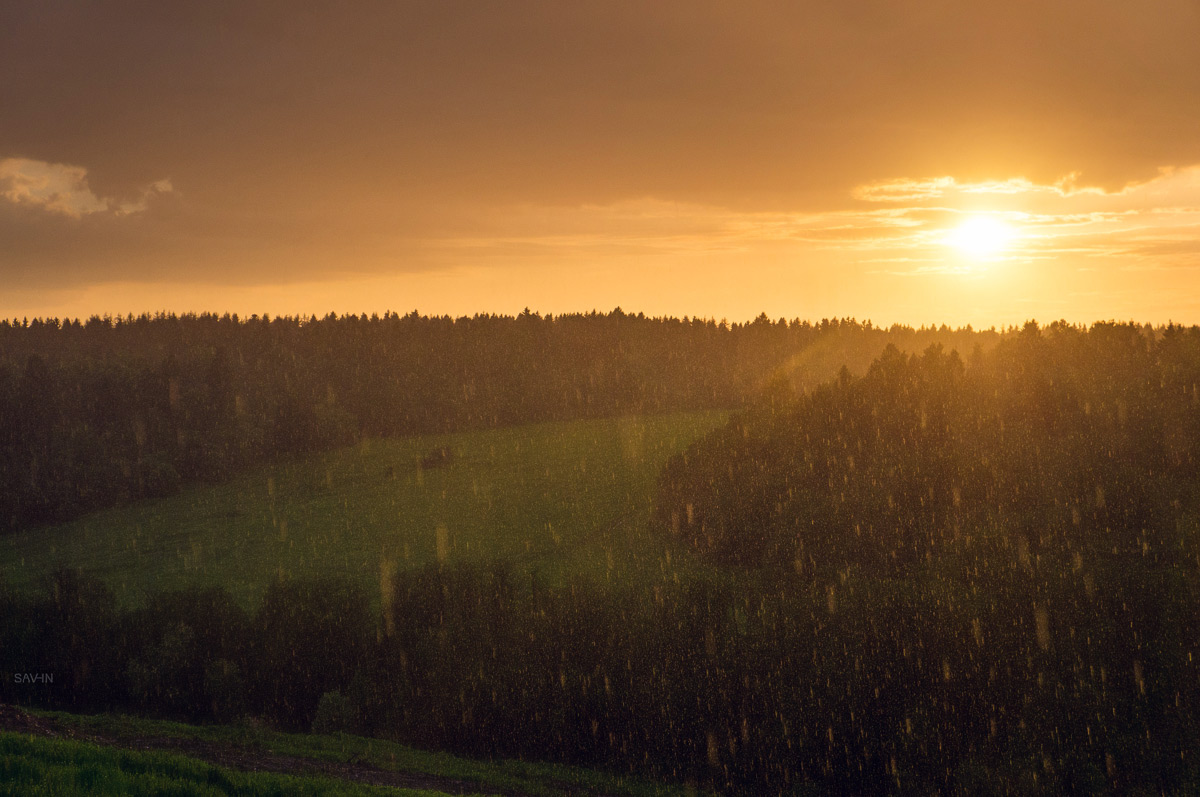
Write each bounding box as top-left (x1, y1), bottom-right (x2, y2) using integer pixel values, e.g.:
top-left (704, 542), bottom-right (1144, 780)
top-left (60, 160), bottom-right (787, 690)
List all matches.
top-left (649, 321), bottom-right (1200, 790)
top-left (0, 312), bottom-right (992, 530)
top-left (1, 411), bottom-right (727, 607)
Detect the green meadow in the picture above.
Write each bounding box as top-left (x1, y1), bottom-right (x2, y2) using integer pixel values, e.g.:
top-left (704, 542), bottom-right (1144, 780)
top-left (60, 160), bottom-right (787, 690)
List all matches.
top-left (0, 731), bottom-right (441, 797)
top-left (3, 707), bottom-right (699, 797)
top-left (1, 410), bottom-right (728, 606)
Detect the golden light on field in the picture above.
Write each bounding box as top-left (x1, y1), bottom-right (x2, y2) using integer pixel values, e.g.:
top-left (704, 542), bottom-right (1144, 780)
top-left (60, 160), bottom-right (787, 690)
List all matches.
top-left (944, 215), bottom-right (1017, 258)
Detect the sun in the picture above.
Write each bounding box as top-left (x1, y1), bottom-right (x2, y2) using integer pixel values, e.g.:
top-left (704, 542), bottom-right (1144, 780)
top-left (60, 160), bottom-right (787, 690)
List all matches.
top-left (945, 215), bottom-right (1016, 258)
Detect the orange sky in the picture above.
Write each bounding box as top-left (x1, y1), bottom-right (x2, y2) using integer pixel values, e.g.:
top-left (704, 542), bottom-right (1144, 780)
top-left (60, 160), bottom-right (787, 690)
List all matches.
top-left (3, 1), bottom-right (1200, 326)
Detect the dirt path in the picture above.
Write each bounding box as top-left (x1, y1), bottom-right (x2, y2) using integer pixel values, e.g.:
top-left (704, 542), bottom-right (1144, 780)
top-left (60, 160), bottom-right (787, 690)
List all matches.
top-left (0, 704), bottom-right (588, 796)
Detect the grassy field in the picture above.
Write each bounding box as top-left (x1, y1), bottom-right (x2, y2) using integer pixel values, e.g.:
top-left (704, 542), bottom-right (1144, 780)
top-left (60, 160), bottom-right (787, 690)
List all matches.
top-left (0, 411), bottom-right (728, 606)
top-left (2, 706), bottom-right (702, 797)
top-left (0, 731), bottom-right (443, 796)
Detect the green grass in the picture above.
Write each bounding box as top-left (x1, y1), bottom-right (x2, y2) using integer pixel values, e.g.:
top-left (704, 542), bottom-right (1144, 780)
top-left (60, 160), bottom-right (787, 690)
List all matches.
top-left (1, 411), bottom-right (728, 606)
top-left (0, 731), bottom-right (451, 796)
top-left (13, 709), bottom-right (709, 797)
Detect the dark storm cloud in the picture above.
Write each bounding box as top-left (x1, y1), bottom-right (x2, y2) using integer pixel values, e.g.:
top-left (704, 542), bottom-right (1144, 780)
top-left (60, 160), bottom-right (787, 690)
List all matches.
top-left (2, 0), bottom-right (1199, 291)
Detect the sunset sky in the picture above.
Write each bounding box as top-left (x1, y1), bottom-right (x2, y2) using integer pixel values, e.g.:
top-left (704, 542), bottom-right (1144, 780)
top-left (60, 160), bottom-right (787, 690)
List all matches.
top-left (3, 1), bottom-right (1200, 326)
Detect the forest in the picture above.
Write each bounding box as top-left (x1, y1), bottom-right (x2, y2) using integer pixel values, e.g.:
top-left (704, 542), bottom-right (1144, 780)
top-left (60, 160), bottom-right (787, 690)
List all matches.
top-left (0, 310), bottom-right (982, 530)
top-left (3, 317), bottom-right (1199, 793)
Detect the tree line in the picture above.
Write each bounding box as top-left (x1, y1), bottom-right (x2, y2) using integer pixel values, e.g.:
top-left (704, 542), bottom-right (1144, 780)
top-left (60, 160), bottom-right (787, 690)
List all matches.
top-left (0, 310), bottom-right (985, 530)
top-left (3, 553), bottom-right (1195, 794)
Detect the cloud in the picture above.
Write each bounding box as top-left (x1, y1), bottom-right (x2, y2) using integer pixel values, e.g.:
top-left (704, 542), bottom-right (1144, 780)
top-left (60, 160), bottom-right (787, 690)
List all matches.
top-left (0, 158), bottom-right (171, 217)
top-left (429, 200), bottom-right (945, 263)
top-left (113, 178), bottom-right (175, 216)
top-left (853, 174), bottom-right (1128, 204)
top-left (853, 178), bottom-right (956, 203)
top-left (0, 158), bottom-right (107, 216)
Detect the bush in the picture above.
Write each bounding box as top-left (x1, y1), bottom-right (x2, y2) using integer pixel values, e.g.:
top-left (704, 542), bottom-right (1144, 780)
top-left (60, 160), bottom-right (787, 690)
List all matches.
top-left (311, 690), bottom-right (356, 735)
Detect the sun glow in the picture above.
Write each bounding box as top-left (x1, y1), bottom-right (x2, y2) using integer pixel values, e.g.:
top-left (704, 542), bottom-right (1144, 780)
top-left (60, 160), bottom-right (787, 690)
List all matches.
top-left (945, 215), bottom-right (1016, 258)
